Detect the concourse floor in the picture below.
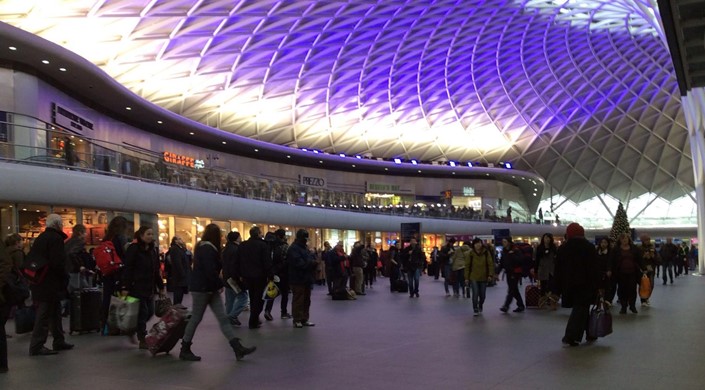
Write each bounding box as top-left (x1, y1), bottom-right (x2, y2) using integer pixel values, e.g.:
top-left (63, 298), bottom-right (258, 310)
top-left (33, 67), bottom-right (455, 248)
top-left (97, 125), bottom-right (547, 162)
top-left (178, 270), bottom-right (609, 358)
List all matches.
top-left (2, 273), bottom-right (705, 390)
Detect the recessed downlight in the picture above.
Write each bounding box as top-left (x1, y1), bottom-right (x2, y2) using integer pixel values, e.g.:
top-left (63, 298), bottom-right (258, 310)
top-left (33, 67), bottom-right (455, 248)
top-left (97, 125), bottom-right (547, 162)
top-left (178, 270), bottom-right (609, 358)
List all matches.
top-left (59, 67), bottom-right (66, 72)
top-left (42, 60), bottom-right (50, 64)
top-left (9, 46), bottom-right (16, 51)
top-left (222, 141), bottom-right (227, 144)
top-left (126, 107), bottom-right (132, 110)
top-left (254, 149), bottom-right (259, 152)
top-left (189, 132), bottom-right (195, 135)
top-left (286, 155), bottom-right (291, 158)
top-left (157, 120), bottom-right (163, 124)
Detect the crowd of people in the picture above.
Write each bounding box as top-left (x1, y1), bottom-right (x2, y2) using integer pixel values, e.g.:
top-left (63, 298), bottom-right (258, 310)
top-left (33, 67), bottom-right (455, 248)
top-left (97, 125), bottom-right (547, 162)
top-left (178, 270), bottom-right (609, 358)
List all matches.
top-left (0, 215), bottom-right (700, 373)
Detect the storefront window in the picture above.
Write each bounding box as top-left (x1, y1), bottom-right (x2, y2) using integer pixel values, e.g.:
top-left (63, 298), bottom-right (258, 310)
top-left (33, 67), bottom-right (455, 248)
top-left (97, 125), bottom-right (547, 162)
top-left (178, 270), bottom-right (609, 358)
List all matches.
top-left (54, 207), bottom-right (77, 237)
top-left (82, 209), bottom-right (108, 246)
top-left (17, 204), bottom-right (50, 245)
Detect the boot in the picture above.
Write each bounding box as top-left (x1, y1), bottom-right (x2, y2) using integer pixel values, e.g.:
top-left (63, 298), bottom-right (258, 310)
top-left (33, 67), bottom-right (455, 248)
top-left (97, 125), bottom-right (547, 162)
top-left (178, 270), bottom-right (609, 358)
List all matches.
top-left (229, 338), bottom-right (256, 361)
top-left (179, 342), bottom-right (201, 361)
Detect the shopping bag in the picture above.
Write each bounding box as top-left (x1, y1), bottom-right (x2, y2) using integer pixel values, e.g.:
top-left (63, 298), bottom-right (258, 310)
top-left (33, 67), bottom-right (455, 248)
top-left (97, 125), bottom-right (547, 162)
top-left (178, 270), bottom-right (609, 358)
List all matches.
top-left (108, 295), bottom-right (140, 332)
top-left (639, 273), bottom-right (652, 299)
top-left (588, 299), bottom-right (613, 338)
top-left (263, 280), bottom-right (280, 301)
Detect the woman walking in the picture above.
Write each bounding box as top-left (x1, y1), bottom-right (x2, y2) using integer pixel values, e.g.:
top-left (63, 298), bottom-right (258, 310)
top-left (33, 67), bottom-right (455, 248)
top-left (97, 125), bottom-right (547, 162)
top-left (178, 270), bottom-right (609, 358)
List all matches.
top-left (499, 237), bottom-right (525, 313)
top-left (465, 238), bottom-right (495, 315)
top-left (120, 226), bottom-right (164, 349)
top-left (612, 233), bottom-right (644, 314)
top-left (535, 233), bottom-right (558, 308)
top-left (179, 224), bottom-right (256, 361)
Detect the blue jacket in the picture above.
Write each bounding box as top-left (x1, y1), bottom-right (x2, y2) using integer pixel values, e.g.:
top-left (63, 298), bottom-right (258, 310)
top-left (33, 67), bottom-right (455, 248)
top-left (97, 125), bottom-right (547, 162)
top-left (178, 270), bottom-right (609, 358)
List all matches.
top-left (189, 241), bottom-right (223, 292)
top-left (287, 240), bottom-right (316, 285)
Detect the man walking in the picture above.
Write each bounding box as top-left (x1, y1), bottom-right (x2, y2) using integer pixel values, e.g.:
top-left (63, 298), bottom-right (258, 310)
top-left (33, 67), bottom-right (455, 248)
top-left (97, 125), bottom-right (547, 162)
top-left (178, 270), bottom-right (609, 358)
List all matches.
top-left (288, 230), bottom-right (317, 328)
top-left (659, 238), bottom-right (678, 285)
top-left (264, 229), bottom-right (292, 320)
top-left (234, 227), bottom-right (272, 329)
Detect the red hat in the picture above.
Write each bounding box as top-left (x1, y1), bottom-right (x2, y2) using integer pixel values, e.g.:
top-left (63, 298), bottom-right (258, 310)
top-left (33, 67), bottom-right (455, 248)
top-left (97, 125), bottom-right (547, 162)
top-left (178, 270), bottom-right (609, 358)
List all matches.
top-left (566, 223), bottom-right (584, 239)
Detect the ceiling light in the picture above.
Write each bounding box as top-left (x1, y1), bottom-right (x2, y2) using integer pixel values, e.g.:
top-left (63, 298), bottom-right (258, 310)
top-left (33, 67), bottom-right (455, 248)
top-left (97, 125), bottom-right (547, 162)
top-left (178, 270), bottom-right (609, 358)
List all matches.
top-left (126, 107), bottom-right (132, 110)
top-left (189, 132), bottom-right (194, 135)
top-left (287, 155), bottom-right (291, 158)
top-left (157, 120), bottom-right (163, 124)
top-left (319, 160), bottom-right (323, 164)
top-left (42, 60), bottom-right (49, 64)
top-left (59, 67), bottom-right (66, 72)
top-left (505, 162), bottom-right (513, 169)
top-left (9, 46), bottom-right (16, 51)
top-left (393, 158), bottom-right (402, 164)
top-left (339, 153), bottom-right (346, 157)
top-left (254, 149), bottom-right (259, 152)
top-left (302, 148), bottom-right (308, 152)
top-left (222, 141), bottom-right (227, 144)
top-left (352, 164), bottom-right (356, 167)
top-left (355, 155), bottom-right (362, 159)
top-left (449, 161), bottom-right (456, 167)
top-left (411, 160), bottom-right (418, 165)
top-left (467, 162), bottom-right (473, 167)
top-left (452, 172), bottom-right (456, 175)
top-left (313, 150), bottom-right (319, 154)
top-left (384, 168), bottom-right (388, 171)
top-left (418, 170), bottom-right (422, 173)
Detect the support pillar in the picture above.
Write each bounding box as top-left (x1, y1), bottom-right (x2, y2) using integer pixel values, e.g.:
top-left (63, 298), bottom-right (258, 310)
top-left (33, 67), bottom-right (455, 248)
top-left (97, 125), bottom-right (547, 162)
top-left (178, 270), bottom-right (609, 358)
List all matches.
top-left (682, 87), bottom-right (705, 275)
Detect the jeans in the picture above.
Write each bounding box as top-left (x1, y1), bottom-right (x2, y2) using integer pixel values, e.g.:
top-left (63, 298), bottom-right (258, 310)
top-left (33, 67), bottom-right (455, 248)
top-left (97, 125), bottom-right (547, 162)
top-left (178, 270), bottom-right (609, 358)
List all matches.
top-left (0, 303), bottom-right (9, 369)
top-left (224, 288), bottom-right (249, 319)
top-left (183, 292), bottom-right (237, 344)
top-left (470, 281), bottom-right (487, 311)
top-left (291, 284), bottom-right (312, 322)
top-left (172, 286), bottom-right (188, 305)
top-left (503, 274), bottom-right (525, 309)
top-left (407, 269), bottom-right (421, 295)
top-left (265, 278), bottom-right (290, 314)
top-left (443, 264), bottom-right (452, 294)
top-left (135, 295), bottom-right (154, 340)
top-left (662, 262), bottom-right (674, 284)
top-left (30, 299), bottom-right (65, 353)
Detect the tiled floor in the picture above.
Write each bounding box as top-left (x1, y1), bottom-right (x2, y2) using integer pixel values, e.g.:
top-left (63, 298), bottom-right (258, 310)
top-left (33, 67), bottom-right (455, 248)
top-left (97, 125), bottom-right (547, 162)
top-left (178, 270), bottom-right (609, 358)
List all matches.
top-left (2, 273), bottom-right (704, 390)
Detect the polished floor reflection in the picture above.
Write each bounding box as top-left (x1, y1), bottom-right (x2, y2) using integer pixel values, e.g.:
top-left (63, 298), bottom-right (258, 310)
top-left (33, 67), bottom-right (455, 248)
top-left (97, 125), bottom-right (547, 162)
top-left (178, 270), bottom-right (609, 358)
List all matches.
top-left (2, 273), bottom-right (705, 390)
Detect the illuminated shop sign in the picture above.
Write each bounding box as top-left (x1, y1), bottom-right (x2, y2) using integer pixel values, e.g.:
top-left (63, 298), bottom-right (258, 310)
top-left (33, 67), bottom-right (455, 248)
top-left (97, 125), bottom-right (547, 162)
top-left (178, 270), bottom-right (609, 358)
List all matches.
top-left (52, 103), bottom-right (94, 132)
top-left (299, 175), bottom-right (327, 188)
top-left (463, 186), bottom-right (475, 196)
top-left (163, 151), bottom-right (205, 169)
top-left (366, 182), bottom-right (415, 194)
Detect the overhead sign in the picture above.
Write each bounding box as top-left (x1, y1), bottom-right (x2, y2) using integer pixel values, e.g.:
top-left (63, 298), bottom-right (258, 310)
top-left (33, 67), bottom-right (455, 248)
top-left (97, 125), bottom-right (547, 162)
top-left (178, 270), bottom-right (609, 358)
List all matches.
top-left (52, 103), bottom-right (94, 132)
top-left (299, 175), bottom-right (327, 188)
top-left (163, 151), bottom-right (204, 169)
top-left (462, 186), bottom-right (475, 196)
top-left (366, 182), bottom-right (415, 195)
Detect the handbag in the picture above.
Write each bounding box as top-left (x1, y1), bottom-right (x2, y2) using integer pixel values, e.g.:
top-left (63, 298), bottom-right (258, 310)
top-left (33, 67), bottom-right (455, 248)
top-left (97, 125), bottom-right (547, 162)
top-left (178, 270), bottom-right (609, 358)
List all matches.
top-left (154, 296), bottom-right (173, 318)
top-left (588, 298), bottom-right (613, 339)
top-left (3, 269), bottom-right (31, 306)
top-left (108, 295), bottom-right (140, 332)
top-left (639, 273), bottom-right (652, 299)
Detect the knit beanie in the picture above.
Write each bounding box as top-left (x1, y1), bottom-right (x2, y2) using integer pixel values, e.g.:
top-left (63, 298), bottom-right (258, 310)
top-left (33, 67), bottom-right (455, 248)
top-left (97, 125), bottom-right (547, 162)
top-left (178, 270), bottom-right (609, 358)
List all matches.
top-left (565, 223), bottom-right (584, 240)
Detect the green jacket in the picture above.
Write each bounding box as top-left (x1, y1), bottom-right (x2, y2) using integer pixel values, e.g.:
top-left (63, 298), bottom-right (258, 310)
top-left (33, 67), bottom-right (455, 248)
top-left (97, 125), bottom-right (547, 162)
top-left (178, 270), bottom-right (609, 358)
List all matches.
top-left (464, 247), bottom-right (495, 282)
top-left (451, 245), bottom-right (470, 271)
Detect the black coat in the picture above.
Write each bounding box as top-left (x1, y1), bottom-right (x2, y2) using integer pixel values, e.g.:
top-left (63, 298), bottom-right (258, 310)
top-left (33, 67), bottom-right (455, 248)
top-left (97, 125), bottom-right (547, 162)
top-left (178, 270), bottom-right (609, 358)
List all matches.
top-left (64, 236), bottom-right (86, 274)
top-left (235, 236), bottom-right (272, 280)
top-left (27, 227), bottom-right (68, 302)
top-left (221, 241), bottom-right (239, 287)
top-left (555, 237), bottom-right (599, 308)
top-left (287, 240), bottom-right (316, 285)
top-left (167, 244), bottom-right (190, 288)
top-left (189, 241), bottom-right (223, 292)
top-left (121, 242), bottom-right (163, 298)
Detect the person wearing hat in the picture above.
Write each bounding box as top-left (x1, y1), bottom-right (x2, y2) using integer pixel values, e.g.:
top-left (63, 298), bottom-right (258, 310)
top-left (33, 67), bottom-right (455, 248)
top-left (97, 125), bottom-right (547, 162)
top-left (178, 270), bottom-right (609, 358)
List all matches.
top-left (555, 222), bottom-right (600, 346)
top-left (288, 229), bottom-right (318, 328)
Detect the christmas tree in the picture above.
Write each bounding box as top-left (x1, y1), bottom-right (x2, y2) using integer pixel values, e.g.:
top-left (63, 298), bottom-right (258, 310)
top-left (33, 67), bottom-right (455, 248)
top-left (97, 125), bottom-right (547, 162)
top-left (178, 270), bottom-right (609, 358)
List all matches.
top-left (609, 202), bottom-right (631, 244)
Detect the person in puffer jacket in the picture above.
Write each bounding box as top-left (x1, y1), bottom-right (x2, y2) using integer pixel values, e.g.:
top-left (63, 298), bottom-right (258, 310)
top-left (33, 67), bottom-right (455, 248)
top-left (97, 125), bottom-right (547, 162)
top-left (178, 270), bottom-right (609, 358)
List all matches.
top-left (451, 242), bottom-right (470, 298)
top-left (465, 238), bottom-right (495, 315)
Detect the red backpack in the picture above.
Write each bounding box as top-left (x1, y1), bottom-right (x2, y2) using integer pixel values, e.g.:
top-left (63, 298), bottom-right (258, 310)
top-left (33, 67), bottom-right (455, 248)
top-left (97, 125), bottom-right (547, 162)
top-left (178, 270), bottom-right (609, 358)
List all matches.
top-left (95, 240), bottom-right (122, 276)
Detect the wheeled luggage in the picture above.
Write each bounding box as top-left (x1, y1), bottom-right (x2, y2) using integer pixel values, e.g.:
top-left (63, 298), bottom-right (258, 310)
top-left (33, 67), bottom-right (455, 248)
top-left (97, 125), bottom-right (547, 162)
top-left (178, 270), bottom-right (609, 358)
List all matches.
top-left (524, 283), bottom-right (540, 308)
top-left (146, 304), bottom-right (190, 355)
top-left (394, 279), bottom-right (409, 293)
top-left (15, 306), bottom-right (35, 334)
top-left (70, 288), bottom-right (102, 334)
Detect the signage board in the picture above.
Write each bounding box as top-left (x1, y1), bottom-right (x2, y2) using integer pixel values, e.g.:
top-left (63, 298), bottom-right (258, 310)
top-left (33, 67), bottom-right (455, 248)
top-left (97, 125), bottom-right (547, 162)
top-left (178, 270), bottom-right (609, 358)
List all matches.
top-left (52, 103), bottom-right (94, 132)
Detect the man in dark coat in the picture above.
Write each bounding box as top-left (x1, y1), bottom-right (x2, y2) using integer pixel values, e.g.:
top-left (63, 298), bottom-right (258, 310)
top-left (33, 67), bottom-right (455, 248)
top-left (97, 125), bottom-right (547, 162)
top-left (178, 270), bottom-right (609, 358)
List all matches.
top-left (234, 226), bottom-right (272, 329)
top-left (288, 229), bottom-right (317, 328)
top-left (27, 214), bottom-right (74, 356)
top-left (555, 223), bottom-right (600, 346)
top-left (166, 236), bottom-right (190, 304)
top-left (265, 229), bottom-right (291, 320)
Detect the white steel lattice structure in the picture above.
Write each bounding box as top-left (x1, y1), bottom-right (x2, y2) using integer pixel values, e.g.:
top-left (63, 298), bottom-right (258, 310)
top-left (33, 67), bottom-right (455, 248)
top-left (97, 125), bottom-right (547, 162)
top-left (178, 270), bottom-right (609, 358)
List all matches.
top-left (0, 0), bottom-right (696, 226)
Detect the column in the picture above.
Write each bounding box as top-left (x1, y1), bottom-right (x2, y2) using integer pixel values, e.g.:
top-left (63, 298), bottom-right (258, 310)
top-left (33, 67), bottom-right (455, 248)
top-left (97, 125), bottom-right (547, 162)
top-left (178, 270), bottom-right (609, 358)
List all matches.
top-left (682, 87), bottom-right (705, 275)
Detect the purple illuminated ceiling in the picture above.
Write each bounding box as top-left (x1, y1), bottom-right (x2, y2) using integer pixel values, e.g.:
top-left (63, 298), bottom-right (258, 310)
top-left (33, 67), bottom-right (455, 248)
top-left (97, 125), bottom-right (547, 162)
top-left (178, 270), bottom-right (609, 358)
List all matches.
top-left (0, 0), bottom-right (692, 203)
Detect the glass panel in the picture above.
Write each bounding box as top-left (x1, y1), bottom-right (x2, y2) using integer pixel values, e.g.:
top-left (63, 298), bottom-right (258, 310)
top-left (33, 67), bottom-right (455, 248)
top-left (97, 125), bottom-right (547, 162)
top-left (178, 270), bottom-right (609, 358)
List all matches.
top-left (82, 209), bottom-right (109, 246)
top-left (17, 204), bottom-right (50, 244)
top-left (54, 207), bottom-right (78, 237)
top-left (0, 203), bottom-right (14, 237)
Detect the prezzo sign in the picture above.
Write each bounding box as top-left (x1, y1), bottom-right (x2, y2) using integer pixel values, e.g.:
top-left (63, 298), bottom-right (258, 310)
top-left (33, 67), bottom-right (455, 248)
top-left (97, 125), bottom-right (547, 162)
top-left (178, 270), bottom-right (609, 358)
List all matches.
top-left (163, 151), bottom-right (205, 169)
top-left (299, 175), bottom-right (327, 188)
top-left (52, 103), bottom-right (94, 132)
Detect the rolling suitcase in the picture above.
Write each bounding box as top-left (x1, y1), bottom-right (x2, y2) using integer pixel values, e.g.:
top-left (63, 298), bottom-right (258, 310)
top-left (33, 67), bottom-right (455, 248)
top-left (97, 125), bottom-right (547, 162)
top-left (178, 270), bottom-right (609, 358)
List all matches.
top-left (15, 306), bottom-right (36, 334)
top-left (525, 283), bottom-right (540, 308)
top-left (394, 279), bottom-right (409, 293)
top-left (70, 288), bottom-right (102, 334)
top-left (146, 304), bottom-right (190, 356)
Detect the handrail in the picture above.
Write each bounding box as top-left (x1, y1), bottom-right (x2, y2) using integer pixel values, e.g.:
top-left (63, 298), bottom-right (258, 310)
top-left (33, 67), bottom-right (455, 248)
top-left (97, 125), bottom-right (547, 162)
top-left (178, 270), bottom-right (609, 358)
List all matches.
top-left (0, 113), bottom-right (538, 224)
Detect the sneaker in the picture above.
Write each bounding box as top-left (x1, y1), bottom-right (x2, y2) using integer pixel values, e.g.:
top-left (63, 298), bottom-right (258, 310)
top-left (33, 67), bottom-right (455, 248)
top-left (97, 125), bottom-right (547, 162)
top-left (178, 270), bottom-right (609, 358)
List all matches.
top-left (500, 306), bottom-right (509, 313)
top-left (302, 321), bottom-right (316, 327)
top-left (293, 321), bottom-right (303, 328)
top-left (473, 311), bottom-right (479, 316)
top-left (264, 312), bottom-right (273, 321)
top-left (513, 307), bottom-right (525, 313)
top-left (561, 337), bottom-right (579, 347)
top-left (281, 313), bottom-right (292, 319)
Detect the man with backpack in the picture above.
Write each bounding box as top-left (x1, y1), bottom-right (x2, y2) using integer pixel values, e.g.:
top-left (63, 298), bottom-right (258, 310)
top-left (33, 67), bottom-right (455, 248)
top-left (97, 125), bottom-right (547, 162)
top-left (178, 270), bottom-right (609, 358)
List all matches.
top-left (25, 214), bottom-right (74, 356)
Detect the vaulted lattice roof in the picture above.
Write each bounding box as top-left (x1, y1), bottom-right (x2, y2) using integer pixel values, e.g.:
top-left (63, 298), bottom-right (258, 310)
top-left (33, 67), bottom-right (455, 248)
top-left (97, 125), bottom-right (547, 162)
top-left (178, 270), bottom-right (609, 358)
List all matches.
top-left (0, 0), bottom-right (692, 204)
